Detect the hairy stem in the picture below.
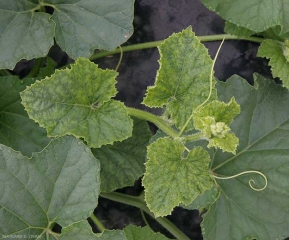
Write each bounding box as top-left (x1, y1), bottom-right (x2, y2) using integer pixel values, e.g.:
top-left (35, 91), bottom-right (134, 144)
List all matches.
top-left (184, 132), bottom-right (205, 142)
top-left (100, 192), bottom-right (190, 240)
top-left (127, 107), bottom-right (178, 138)
top-left (90, 213), bottom-right (106, 232)
top-left (90, 34), bottom-right (264, 61)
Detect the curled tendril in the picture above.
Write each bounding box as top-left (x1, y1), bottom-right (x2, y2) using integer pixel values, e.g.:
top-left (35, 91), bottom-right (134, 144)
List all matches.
top-left (213, 170), bottom-right (268, 191)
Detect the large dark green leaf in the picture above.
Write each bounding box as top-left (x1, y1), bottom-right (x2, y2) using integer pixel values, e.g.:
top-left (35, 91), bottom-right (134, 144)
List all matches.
top-left (202, 74), bottom-right (289, 239)
top-left (92, 118), bottom-right (151, 193)
top-left (0, 0), bottom-right (134, 69)
top-left (60, 222), bottom-right (169, 240)
top-left (49, 0), bottom-right (134, 58)
top-left (0, 136), bottom-right (100, 238)
top-left (0, 76), bottom-right (50, 157)
top-left (200, 0), bottom-right (289, 34)
top-left (0, 1), bottom-right (54, 69)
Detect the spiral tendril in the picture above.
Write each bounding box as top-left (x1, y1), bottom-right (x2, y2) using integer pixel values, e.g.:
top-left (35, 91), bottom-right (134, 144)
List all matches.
top-left (213, 170), bottom-right (268, 191)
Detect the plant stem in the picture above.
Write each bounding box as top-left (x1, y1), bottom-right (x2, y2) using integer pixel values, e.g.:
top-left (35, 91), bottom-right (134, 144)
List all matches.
top-left (26, 58), bottom-right (44, 78)
top-left (126, 107), bottom-right (178, 138)
top-left (100, 192), bottom-right (190, 240)
top-left (89, 34), bottom-right (264, 61)
top-left (115, 46), bottom-right (123, 72)
top-left (184, 132), bottom-right (204, 142)
top-left (90, 213), bottom-right (106, 232)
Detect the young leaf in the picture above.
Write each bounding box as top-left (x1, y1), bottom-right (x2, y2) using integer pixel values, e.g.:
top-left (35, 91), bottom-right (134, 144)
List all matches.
top-left (60, 222), bottom-right (169, 240)
top-left (200, 0), bottom-right (289, 34)
top-left (92, 118), bottom-right (151, 193)
top-left (0, 76), bottom-right (51, 157)
top-left (0, 136), bottom-right (100, 237)
top-left (51, 0), bottom-right (134, 59)
top-left (202, 74), bottom-right (289, 239)
top-left (257, 39), bottom-right (289, 89)
top-left (20, 58), bottom-right (133, 148)
top-left (0, 1), bottom-right (55, 70)
top-left (193, 98), bottom-right (240, 154)
top-left (143, 27), bottom-right (215, 131)
top-left (142, 137), bottom-right (213, 217)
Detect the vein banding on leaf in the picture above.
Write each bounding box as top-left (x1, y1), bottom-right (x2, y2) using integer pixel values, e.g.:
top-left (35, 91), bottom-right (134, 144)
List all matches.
top-left (178, 38), bottom-right (225, 136)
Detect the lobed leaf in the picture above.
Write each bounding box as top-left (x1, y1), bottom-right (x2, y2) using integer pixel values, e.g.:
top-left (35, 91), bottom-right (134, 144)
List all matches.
top-left (142, 137), bottom-right (213, 217)
top-left (92, 118), bottom-right (151, 193)
top-left (50, 0), bottom-right (134, 59)
top-left (193, 98), bottom-right (240, 154)
top-left (0, 136), bottom-right (100, 237)
top-left (202, 74), bottom-right (289, 239)
top-left (0, 1), bottom-right (55, 69)
top-left (20, 58), bottom-right (133, 148)
top-left (200, 0), bottom-right (289, 34)
top-left (143, 27), bottom-right (215, 131)
top-left (0, 76), bottom-right (51, 157)
top-left (257, 39), bottom-right (289, 89)
top-left (0, 0), bottom-right (134, 69)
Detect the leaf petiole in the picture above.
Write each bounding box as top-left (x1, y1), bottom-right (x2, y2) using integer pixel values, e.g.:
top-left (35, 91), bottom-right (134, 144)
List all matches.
top-left (184, 132), bottom-right (205, 142)
top-left (126, 107), bottom-right (179, 138)
top-left (90, 213), bottom-right (106, 232)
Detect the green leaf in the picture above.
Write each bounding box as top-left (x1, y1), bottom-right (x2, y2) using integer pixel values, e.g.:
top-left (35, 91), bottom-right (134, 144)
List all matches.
top-left (60, 221), bottom-right (125, 240)
top-left (181, 185), bottom-right (220, 212)
top-left (260, 26), bottom-right (289, 41)
top-left (60, 222), bottom-right (169, 240)
top-left (143, 27), bottom-right (215, 131)
top-left (0, 136), bottom-right (100, 237)
top-left (50, 0), bottom-right (134, 58)
top-left (193, 98), bottom-right (240, 154)
top-left (123, 225), bottom-right (169, 240)
top-left (142, 137), bottom-right (213, 217)
top-left (20, 58), bottom-right (133, 148)
top-left (36, 57), bottom-right (57, 79)
top-left (0, 76), bottom-right (51, 157)
top-left (202, 74), bottom-right (289, 239)
top-left (200, 0), bottom-right (289, 34)
top-left (224, 22), bottom-right (255, 37)
top-left (0, 0), bottom-right (134, 69)
top-left (257, 39), bottom-right (289, 89)
top-left (92, 118), bottom-right (151, 193)
top-left (0, 1), bottom-right (55, 70)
